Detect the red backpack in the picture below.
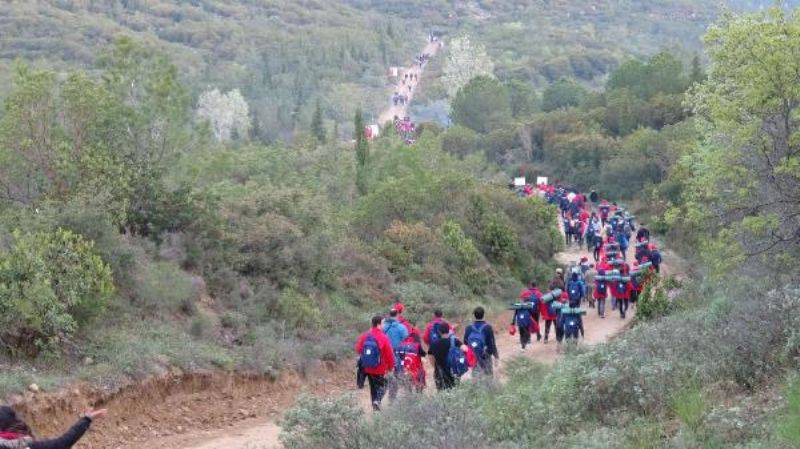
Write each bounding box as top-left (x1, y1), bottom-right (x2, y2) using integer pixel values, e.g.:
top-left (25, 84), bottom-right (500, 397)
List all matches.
top-left (395, 340), bottom-right (425, 387)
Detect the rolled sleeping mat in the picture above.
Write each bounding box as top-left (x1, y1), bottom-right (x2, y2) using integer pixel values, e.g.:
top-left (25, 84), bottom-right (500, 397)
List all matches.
top-left (635, 241), bottom-right (650, 248)
top-left (609, 258), bottom-right (626, 266)
top-left (605, 249), bottom-right (620, 258)
top-left (509, 302), bottom-right (537, 310)
top-left (605, 242), bottom-right (620, 250)
top-left (594, 275), bottom-right (631, 282)
top-left (541, 288), bottom-right (563, 303)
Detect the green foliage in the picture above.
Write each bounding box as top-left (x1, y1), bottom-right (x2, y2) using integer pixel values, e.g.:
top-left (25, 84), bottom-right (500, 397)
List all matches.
top-left (0, 229), bottom-right (113, 355)
top-left (450, 76), bottom-right (512, 133)
top-left (354, 108), bottom-right (369, 195)
top-left (440, 125), bottom-right (479, 159)
top-left (777, 377), bottom-right (800, 446)
top-left (310, 101), bottom-right (326, 144)
top-left (135, 261), bottom-right (198, 315)
top-left (541, 78), bottom-right (586, 112)
top-left (281, 394), bottom-right (365, 449)
top-left (672, 384), bottom-right (708, 434)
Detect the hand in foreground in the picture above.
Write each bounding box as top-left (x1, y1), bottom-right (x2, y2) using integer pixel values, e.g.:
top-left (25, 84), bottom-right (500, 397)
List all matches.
top-left (83, 408), bottom-right (108, 420)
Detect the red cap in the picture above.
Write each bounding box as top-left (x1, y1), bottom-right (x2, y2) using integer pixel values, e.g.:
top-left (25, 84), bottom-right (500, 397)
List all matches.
top-left (393, 303), bottom-right (405, 313)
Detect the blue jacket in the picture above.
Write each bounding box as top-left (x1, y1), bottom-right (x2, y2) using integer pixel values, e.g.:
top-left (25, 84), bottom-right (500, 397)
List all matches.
top-left (382, 318), bottom-right (409, 349)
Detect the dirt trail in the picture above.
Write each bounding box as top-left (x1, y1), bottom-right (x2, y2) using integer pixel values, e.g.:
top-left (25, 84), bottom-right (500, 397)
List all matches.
top-left (111, 207), bottom-right (629, 449)
top-left (25, 38), bottom-right (633, 449)
top-left (377, 39), bottom-right (442, 125)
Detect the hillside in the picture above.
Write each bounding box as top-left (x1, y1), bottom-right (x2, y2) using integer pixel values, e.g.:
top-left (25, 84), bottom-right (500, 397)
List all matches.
top-left (0, 1), bottom-right (789, 142)
top-left (1, 3), bottom-right (800, 449)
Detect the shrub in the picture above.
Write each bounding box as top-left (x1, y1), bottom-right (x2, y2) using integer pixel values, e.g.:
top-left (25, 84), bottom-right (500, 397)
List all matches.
top-left (135, 260), bottom-right (197, 315)
top-left (0, 229), bottom-right (114, 355)
top-left (281, 394), bottom-right (365, 449)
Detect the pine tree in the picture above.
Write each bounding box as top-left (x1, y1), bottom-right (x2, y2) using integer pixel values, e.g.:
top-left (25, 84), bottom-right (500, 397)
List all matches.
top-left (690, 54), bottom-right (706, 85)
top-left (354, 109), bottom-right (369, 195)
top-left (311, 100), bottom-right (326, 144)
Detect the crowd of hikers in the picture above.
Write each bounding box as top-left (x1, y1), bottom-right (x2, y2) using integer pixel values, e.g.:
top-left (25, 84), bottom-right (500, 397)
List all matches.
top-left (355, 181), bottom-right (665, 410)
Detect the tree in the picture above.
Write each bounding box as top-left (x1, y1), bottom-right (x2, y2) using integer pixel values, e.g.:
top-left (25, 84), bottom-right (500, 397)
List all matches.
top-left (442, 35), bottom-right (495, 98)
top-left (354, 109), bottom-right (369, 195)
top-left (311, 100), bottom-right (326, 144)
top-left (450, 76), bottom-right (512, 134)
top-left (0, 229), bottom-right (114, 356)
top-left (689, 54), bottom-right (706, 85)
top-left (541, 78), bottom-right (586, 112)
top-left (505, 79), bottom-right (538, 118)
top-left (196, 88), bottom-right (252, 143)
top-left (683, 8), bottom-right (800, 275)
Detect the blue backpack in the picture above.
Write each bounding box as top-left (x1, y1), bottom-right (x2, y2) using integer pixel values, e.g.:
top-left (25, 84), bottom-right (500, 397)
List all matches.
top-left (527, 292), bottom-right (541, 308)
top-left (596, 278), bottom-right (607, 295)
top-left (567, 280), bottom-right (582, 302)
top-left (615, 279), bottom-right (628, 295)
top-left (360, 335), bottom-right (381, 369)
top-left (428, 321), bottom-right (442, 345)
top-left (466, 323), bottom-right (487, 357)
top-left (563, 314), bottom-right (580, 339)
top-left (447, 335), bottom-right (469, 377)
top-left (515, 309), bottom-right (532, 328)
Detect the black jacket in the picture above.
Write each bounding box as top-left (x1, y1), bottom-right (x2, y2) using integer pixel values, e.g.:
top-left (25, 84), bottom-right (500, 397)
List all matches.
top-left (29, 417), bottom-right (92, 449)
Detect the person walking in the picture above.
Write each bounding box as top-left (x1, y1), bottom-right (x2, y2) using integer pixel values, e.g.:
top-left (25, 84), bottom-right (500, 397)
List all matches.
top-left (0, 406), bottom-right (107, 449)
top-left (428, 322), bottom-right (464, 390)
top-left (423, 310), bottom-right (449, 350)
top-left (355, 316), bottom-right (396, 410)
top-left (464, 306), bottom-right (499, 376)
top-left (382, 309), bottom-right (409, 400)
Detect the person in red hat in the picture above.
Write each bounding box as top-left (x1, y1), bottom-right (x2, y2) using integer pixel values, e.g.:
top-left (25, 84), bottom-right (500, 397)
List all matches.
top-left (393, 303), bottom-right (413, 334)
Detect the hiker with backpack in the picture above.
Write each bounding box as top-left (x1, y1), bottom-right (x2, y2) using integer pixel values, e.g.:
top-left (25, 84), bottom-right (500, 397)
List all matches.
top-left (636, 223), bottom-right (651, 242)
top-left (428, 322), bottom-right (467, 390)
top-left (382, 309), bottom-right (409, 400)
top-left (464, 306), bottom-right (499, 375)
top-left (566, 272), bottom-right (586, 307)
top-left (394, 329), bottom-right (427, 393)
top-left (511, 294), bottom-right (538, 350)
top-left (610, 264), bottom-right (632, 319)
top-left (549, 268), bottom-right (565, 292)
top-left (0, 406), bottom-right (106, 449)
top-left (423, 309), bottom-right (450, 350)
top-left (599, 200), bottom-right (610, 226)
top-left (355, 316), bottom-right (396, 410)
top-left (540, 289), bottom-right (562, 344)
top-left (519, 281), bottom-right (543, 337)
top-left (649, 244), bottom-right (662, 273)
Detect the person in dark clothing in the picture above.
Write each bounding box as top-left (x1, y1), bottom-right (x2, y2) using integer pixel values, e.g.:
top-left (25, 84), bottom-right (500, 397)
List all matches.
top-left (636, 223), bottom-right (650, 242)
top-left (590, 190), bottom-right (598, 204)
top-left (464, 307), bottom-right (499, 376)
top-left (0, 406), bottom-right (106, 449)
top-left (428, 322), bottom-right (463, 390)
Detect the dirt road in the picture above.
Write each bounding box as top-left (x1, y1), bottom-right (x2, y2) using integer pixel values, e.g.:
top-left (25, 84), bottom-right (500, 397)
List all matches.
top-left (377, 39), bottom-right (442, 125)
top-left (121, 209), bottom-right (629, 449)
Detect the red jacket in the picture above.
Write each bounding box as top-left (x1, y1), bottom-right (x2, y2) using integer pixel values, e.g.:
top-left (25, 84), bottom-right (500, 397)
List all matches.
top-left (355, 328), bottom-right (396, 375)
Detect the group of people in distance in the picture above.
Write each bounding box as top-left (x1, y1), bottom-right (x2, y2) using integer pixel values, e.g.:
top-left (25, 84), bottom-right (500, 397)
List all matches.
top-left (355, 182), bottom-right (668, 410)
top-left (355, 304), bottom-right (499, 411)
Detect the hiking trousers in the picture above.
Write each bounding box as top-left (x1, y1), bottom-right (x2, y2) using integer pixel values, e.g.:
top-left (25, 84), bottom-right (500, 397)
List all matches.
top-left (367, 374), bottom-right (387, 405)
top-left (475, 355), bottom-right (494, 377)
top-left (597, 297), bottom-right (606, 317)
top-left (544, 319), bottom-right (557, 341)
top-left (619, 298), bottom-right (630, 318)
top-left (434, 365), bottom-right (456, 390)
top-left (518, 325), bottom-right (531, 348)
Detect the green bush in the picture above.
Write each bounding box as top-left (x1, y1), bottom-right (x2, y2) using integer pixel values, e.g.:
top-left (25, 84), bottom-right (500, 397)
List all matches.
top-left (135, 261), bottom-right (198, 315)
top-left (0, 229), bottom-right (114, 355)
top-left (777, 377), bottom-right (800, 447)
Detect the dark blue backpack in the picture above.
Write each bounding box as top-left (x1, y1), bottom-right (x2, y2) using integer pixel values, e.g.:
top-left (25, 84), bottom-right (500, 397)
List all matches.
top-left (596, 279), bottom-right (607, 295)
top-left (615, 279), bottom-right (628, 295)
top-left (447, 335), bottom-right (469, 377)
top-left (466, 323), bottom-right (487, 357)
top-left (515, 309), bottom-right (532, 328)
top-left (567, 281), bottom-right (582, 302)
top-left (651, 250), bottom-right (662, 265)
top-left (428, 321), bottom-right (442, 345)
top-left (563, 314), bottom-right (580, 339)
top-left (527, 292), bottom-right (541, 308)
top-left (360, 335), bottom-right (381, 369)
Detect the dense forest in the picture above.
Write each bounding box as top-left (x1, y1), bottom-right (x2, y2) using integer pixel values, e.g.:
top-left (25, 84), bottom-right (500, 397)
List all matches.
top-left (1, 1), bottom-right (800, 449)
